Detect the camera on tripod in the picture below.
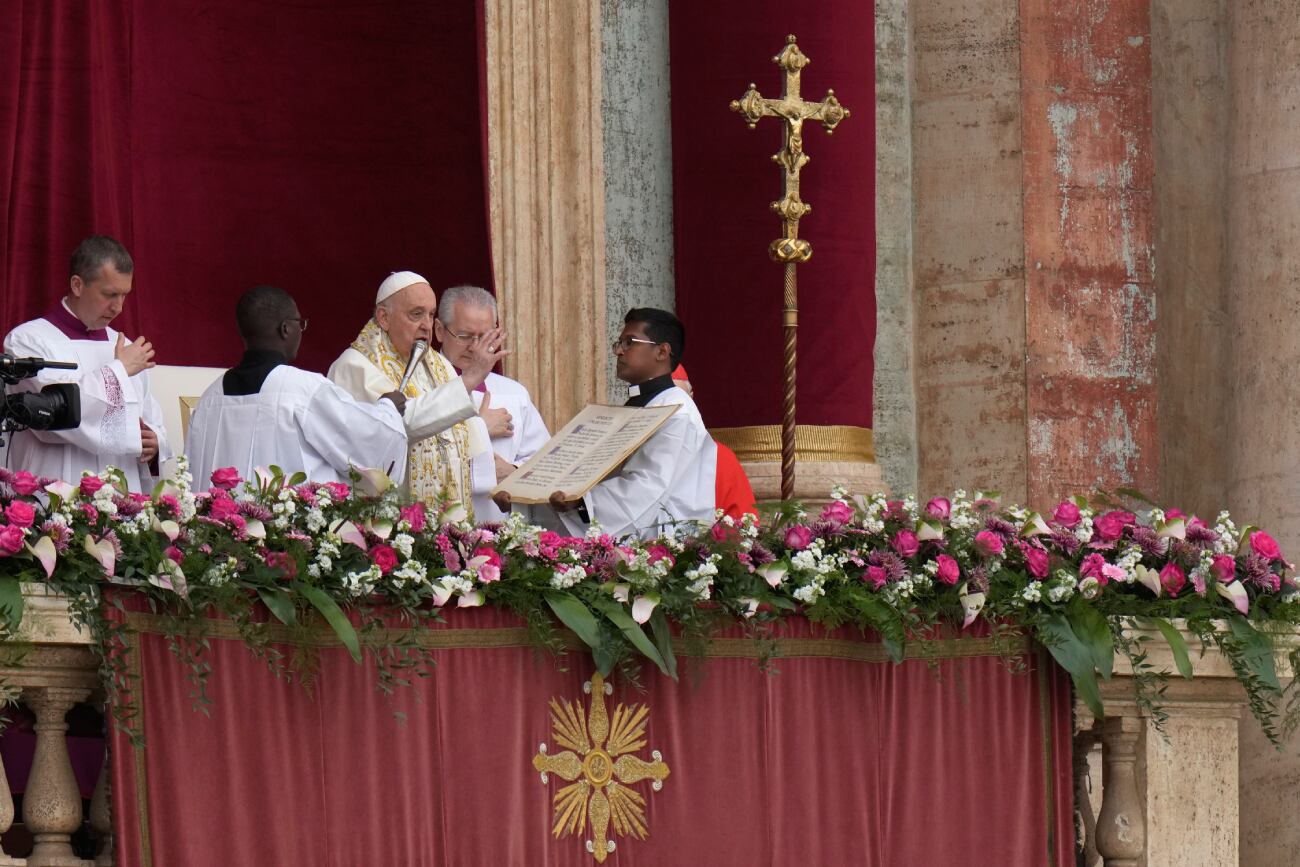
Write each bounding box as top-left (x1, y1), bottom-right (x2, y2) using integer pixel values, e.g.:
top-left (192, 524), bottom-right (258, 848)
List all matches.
top-left (1, 353), bottom-right (82, 433)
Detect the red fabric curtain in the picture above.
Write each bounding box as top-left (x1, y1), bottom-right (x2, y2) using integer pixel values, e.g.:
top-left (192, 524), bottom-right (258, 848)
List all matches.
top-left (0, 0), bottom-right (492, 374)
top-left (109, 606), bottom-right (1073, 866)
top-left (669, 2), bottom-right (877, 429)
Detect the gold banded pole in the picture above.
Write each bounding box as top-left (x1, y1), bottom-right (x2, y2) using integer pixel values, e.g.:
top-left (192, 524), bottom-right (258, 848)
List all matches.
top-left (731, 35), bottom-right (848, 500)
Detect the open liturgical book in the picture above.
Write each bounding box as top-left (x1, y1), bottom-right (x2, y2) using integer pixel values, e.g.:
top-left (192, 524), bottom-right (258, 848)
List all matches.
top-left (491, 403), bottom-right (680, 504)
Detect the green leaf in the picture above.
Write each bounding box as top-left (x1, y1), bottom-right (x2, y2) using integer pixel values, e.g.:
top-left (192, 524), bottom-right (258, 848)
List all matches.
top-left (1146, 616), bottom-right (1193, 679)
top-left (257, 589), bottom-right (296, 626)
top-left (1228, 615), bottom-right (1280, 692)
top-left (544, 592), bottom-right (603, 650)
top-left (287, 471), bottom-right (308, 487)
top-left (648, 608), bottom-right (678, 680)
top-left (294, 582), bottom-right (361, 663)
top-left (0, 576), bottom-right (24, 633)
top-left (592, 644), bottom-right (618, 677)
top-left (1038, 614), bottom-right (1104, 717)
top-left (592, 597), bottom-right (672, 679)
top-left (1069, 600), bottom-right (1115, 680)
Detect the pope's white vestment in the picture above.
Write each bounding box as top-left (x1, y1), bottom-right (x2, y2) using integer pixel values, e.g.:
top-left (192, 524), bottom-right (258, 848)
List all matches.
top-left (558, 384), bottom-right (717, 540)
top-left (471, 371), bottom-right (550, 522)
top-left (4, 310), bottom-right (171, 491)
top-left (186, 364), bottom-right (406, 491)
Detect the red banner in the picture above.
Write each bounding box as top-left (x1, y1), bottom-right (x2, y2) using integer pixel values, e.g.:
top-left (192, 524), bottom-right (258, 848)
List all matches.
top-left (109, 607), bottom-right (1072, 866)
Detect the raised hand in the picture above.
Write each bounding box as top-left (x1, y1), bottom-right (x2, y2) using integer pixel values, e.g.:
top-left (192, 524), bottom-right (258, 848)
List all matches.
top-left (479, 391), bottom-right (513, 439)
top-left (380, 390), bottom-right (407, 415)
top-left (115, 333), bottom-right (156, 376)
top-left (458, 326), bottom-right (510, 392)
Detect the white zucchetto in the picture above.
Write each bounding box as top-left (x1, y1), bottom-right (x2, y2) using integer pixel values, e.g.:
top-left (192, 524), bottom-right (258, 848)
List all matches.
top-left (375, 271), bottom-right (429, 305)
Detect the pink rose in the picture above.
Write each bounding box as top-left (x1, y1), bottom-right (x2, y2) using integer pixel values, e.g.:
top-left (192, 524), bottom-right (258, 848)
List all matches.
top-left (210, 467), bottom-right (242, 490)
top-left (891, 529), bottom-right (920, 558)
top-left (925, 498), bottom-right (952, 521)
top-left (783, 525), bottom-right (814, 551)
top-left (1080, 553), bottom-right (1108, 583)
top-left (1101, 563), bottom-right (1127, 584)
top-left (884, 500), bottom-right (908, 521)
top-left (478, 564), bottom-right (501, 583)
top-left (80, 503), bottom-right (98, 522)
top-left (711, 522), bottom-right (740, 543)
top-left (935, 554), bottom-right (960, 585)
top-left (974, 530), bottom-right (1004, 557)
top-left (369, 544), bottom-right (398, 575)
top-left (324, 482), bottom-right (351, 501)
top-left (208, 495), bottom-right (240, 522)
top-left (1095, 511), bottom-right (1136, 542)
top-left (1021, 543), bottom-right (1050, 579)
top-left (1211, 554), bottom-right (1236, 583)
top-left (472, 546), bottom-right (502, 569)
top-left (79, 476), bottom-right (105, 496)
top-left (5, 501), bottom-right (36, 529)
top-left (1165, 508), bottom-right (1187, 521)
top-left (1250, 531), bottom-right (1282, 562)
top-left (646, 544), bottom-right (675, 567)
top-left (863, 565), bottom-right (889, 589)
top-left (10, 471), bottom-right (41, 496)
top-left (1052, 501), bottom-right (1081, 529)
top-left (0, 525), bottom-right (24, 555)
top-left (820, 500), bottom-right (855, 525)
top-left (399, 503), bottom-right (427, 533)
top-left (165, 546), bottom-right (185, 564)
top-left (1160, 562), bottom-right (1187, 596)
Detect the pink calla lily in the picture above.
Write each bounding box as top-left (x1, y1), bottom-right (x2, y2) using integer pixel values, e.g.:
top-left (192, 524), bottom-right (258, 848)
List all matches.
top-left (457, 590), bottom-right (485, 608)
top-left (83, 536), bottom-right (116, 576)
top-left (355, 467), bottom-right (393, 497)
top-left (1157, 518), bottom-right (1186, 540)
top-left (916, 521), bottom-right (944, 542)
top-left (1216, 579), bottom-right (1250, 615)
top-left (958, 582), bottom-right (986, 628)
top-left (631, 594), bottom-right (659, 624)
top-left (430, 582), bottom-right (454, 608)
top-left (243, 519), bottom-right (266, 540)
top-left (27, 536), bottom-right (57, 579)
top-left (611, 583), bottom-right (631, 603)
top-left (334, 521), bottom-right (367, 550)
top-left (153, 517), bottom-right (180, 541)
top-left (366, 519), bottom-right (393, 540)
top-left (1021, 513), bottom-right (1052, 537)
top-left (44, 481), bottom-right (76, 502)
top-left (739, 597), bottom-right (760, 618)
top-left (1135, 565), bottom-right (1162, 597)
top-left (440, 504), bottom-right (469, 526)
top-left (757, 563), bottom-right (787, 588)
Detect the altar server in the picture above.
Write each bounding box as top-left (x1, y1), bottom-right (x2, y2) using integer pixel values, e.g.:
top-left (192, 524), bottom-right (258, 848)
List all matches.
top-left (3, 236), bottom-right (171, 491)
top-left (434, 285), bottom-right (550, 522)
top-left (328, 272), bottom-right (507, 517)
top-left (550, 308), bottom-right (716, 540)
top-left (186, 286), bottom-right (407, 490)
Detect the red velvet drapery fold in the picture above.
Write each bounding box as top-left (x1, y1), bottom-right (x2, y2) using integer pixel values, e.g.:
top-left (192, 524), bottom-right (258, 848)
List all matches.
top-left (0, 0), bottom-right (493, 374)
top-left (109, 606), bottom-right (1073, 866)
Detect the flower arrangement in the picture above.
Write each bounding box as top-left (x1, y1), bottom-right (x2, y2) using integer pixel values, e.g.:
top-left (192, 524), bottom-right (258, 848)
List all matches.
top-left (1, 463), bottom-right (1299, 742)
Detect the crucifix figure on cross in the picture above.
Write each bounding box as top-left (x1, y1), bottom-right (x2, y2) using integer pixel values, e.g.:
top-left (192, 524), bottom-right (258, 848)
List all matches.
top-left (730, 34), bottom-right (849, 500)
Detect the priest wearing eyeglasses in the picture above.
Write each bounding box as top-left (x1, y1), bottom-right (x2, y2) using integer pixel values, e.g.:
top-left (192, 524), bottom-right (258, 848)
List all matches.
top-left (186, 285), bottom-right (407, 489)
top-left (537, 308), bottom-right (716, 540)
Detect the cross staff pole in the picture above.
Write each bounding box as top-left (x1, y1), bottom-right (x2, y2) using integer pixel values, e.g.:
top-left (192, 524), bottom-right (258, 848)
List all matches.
top-left (731, 34), bottom-right (848, 501)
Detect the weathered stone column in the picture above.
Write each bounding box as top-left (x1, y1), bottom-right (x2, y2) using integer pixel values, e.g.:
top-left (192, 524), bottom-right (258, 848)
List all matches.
top-left (89, 753), bottom-right (112, 867)
top-left (23, 686), bottom-right (91, 867)
top-left (0, 699), bottom-right (23, 866)
top-left (484, 0), bottom-right (608, 430)
top-left (1094, 714), bottom-right (1146, 866)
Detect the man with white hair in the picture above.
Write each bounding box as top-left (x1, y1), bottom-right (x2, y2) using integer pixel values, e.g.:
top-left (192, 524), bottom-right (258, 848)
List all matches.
top-left (327, 271), bottom-right (507, 516)
top-left (434, 285), bottom-right (550, 522)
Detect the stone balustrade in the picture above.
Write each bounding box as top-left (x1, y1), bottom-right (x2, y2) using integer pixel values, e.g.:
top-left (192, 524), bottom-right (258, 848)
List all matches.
top-left (1076, 620), bottom-right (1300, 867)
top-left (0, 589), bottom-right (109, 867)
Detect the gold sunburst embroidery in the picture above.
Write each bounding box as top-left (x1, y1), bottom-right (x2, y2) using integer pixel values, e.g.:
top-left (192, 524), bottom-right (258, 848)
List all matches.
top-left (532, 673), bottom-right (670, 862)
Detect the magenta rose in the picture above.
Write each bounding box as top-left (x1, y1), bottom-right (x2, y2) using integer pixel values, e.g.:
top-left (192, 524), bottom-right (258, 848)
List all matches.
top-left (208, 495), bottom-right (240, 522)
top-left (891, 529), bottom-right (920, 558)
top-left (165, 546), bottom-right (185, 564)
top-left (783, 525), bottom-right (814, 551)
top-left (210, 467), bottom-right (242, 490)
top-left (1052, 501), bottom-right (1081, 529)
top-left (399, 503), bottom-right (427, 533)
top-left (1021, 544), bottom-right (1050, 579)
top-left (935, 554), bottom-right (960, 585)
top-left (5, 501), bottom-right (36, 529)
top-left (10, 471), bottom-right (40, 496)
top-left (0, 525), bottom-right (23, 555)
top-left (863, 565), bottom-right (889, 589)
top-left (472, 546), bottom-right (502, 569)
top-left (369, 544), bottom-right (398, 575)
top-left (1080, 552), bottom-right (1108, 582)
top-left (1094, 510), bottom-right (1136, 542)
top-left (1159, 562), bottom-right (1187, 596)
top-left (79, 476), bottom-right (105, 496)
top-left (925, 498), bottom-right (952, 521)
top-left (820, 500), bottom-right (855, 525)
top-left (1166, 508), bottom-right (1187, 520)
top-left (1249, 531), bottom-right (1282, 562)
top-left (324, 482), bottom-right (351, 501)
top-left (1211, 554), bottom-right (1236, 583)
top-left (646, 544), bottom-right (675, 567)
top-left (974, 530), bottom-right (1004, 557)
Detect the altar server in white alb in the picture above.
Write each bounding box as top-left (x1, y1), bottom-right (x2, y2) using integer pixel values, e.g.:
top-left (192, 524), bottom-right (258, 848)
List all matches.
top-left (3, 236), bottom-right (171, 491)
top-left (549, 308), bottom-right (716, 540)
top-left (327, 271), bottom-right (508, 517)
top-left (434, 285), bottom-right (550, 522)
top-left (186, 285), bottom-right (407, 490)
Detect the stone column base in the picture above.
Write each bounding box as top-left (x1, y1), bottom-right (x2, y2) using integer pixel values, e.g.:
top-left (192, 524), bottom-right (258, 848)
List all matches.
top-left (743, 459), bottom-right (888, 504)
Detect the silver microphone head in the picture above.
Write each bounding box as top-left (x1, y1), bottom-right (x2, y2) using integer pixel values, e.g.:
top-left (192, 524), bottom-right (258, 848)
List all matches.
top-left (410, 338), bottom-right (428, 358)
top-left (398, 340), bottom-right (430, 392)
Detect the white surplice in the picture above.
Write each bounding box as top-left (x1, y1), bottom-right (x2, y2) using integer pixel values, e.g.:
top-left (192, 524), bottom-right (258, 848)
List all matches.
top-left (558, 385), bottom-right (717, 540)
top-left (186, 365), bottom-right (407, 491)
top-left (470, 371), bottom-right (551, 522)
top-left (4, 317), bottom-right (171, 491)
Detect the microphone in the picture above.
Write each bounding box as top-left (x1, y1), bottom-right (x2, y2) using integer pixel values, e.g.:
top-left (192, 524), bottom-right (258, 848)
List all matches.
top-left (1, 353), bottom-right (78, 384)
top-left (397, 339), bottom-right (428, 394)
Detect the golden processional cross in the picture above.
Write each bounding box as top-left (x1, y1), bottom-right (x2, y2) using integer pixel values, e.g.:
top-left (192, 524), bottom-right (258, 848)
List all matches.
top-left (731, 34), bottom-right (849, 500)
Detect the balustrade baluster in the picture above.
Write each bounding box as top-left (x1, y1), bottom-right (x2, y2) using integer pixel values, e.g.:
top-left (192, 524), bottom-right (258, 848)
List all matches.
top-left (22, 686), bottom-right (91, 867)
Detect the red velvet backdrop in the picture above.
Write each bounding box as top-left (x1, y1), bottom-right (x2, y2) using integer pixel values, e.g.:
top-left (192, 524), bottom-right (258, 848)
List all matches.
top-left (109, 606), bottom-right (1073, 866)
top-left (0, 0), bottom-right (492, 374)
top-left (669, 3), bottom-right (876, 429)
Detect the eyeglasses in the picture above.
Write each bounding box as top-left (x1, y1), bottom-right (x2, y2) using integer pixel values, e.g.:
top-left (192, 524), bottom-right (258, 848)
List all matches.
top-left (444, 330), bottom-right (488, 343)
top-left (611, 336), bottom-right (660, 352)
top-left (282, 317), bottom-right (308, 332)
